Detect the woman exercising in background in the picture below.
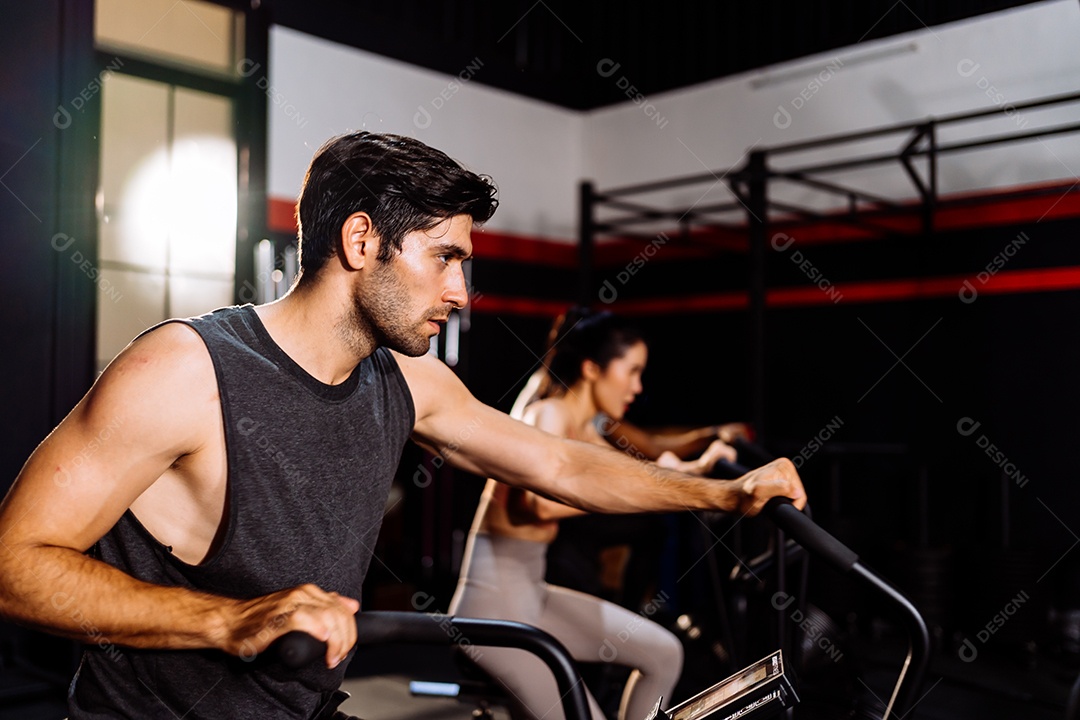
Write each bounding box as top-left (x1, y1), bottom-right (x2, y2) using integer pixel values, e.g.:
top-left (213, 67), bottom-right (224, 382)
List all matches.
top-left (449, 308), bottom-right (736, 720)
top-left (511, 322), bottom-right (750, 468)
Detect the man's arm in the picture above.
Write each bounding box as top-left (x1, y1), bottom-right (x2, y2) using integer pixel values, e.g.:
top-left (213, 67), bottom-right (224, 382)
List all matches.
top-left (396, 353), bottom-right (805, 515)
top-left (0, 325), bottom-right (357, 667)
top-left (504, 401), bottom-right (589, 524)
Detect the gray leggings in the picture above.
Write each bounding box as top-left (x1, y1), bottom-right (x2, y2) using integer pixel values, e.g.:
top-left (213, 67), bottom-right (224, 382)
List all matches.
top-left (448, 533), bottom-right (683, 720)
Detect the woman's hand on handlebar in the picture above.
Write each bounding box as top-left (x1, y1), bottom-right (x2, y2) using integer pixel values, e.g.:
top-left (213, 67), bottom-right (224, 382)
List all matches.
top-left (656, 439), bottom-right (737, 476)
top-left (220, 583), bottom-right (359, 668)
top-left (698, 439), bottom-right (738, 469)
top-left (716, 422), bottom-right (752, 444)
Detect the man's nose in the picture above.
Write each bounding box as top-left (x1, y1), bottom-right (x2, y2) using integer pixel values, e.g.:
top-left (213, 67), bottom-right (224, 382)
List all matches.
top-left (444, 265), bottom-right (469, 309)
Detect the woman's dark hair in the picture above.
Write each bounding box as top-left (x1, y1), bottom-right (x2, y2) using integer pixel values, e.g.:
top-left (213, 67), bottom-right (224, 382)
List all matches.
top-left (296, 131), bottom-right (498, 277)
top-left (538, 306), bottom-right (646, 399)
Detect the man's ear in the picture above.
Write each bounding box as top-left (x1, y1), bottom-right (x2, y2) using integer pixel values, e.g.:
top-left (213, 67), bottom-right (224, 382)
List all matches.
top-left (340, 212), bottom-right (379, 270)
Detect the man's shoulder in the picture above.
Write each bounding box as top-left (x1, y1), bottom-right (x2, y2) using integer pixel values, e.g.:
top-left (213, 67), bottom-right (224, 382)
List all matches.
top-left (127, 320), bottom-right (212, 361)
top-left (72, 322), bottom-right (219, 454)
top-left (388, 350), bottom-right (477, 427)
top-left (96, 322), bottom-right (216, 400)
top-left (388, 350), bottom-right (458, 385)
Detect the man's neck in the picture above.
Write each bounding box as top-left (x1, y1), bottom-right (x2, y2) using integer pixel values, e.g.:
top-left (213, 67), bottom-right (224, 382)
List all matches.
top-left (253, 278), bottom-right (375, 386)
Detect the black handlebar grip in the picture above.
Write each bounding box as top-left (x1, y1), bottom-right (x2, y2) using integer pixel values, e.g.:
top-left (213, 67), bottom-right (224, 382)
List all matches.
top-left (355, 610), bottom-right (454, 646)
top-left (732, 438), bottom-right (776, 465)
top-left (763, 497), bottom-right (859, 573)
top-left (711, 458), bottom-right (749, 479)
top-left (273, 630), bottom-right (327, 669)
top-left (270, 612), bottom-right (474, 669)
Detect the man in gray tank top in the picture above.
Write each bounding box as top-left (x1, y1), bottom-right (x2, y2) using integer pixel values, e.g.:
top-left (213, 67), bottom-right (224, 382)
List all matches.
top-left (0, 132), bottom-right (806, 719)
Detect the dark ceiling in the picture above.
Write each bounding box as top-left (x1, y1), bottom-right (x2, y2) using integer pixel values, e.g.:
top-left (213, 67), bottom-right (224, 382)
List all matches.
top-left (267, 0), bottom-right (1050, 110)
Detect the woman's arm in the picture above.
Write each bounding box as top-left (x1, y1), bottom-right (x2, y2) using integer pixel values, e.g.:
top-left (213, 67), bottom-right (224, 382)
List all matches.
top-left (656, 439), bottom-right (737, 476)
top-left (603, 420), bottom-right (750, 460)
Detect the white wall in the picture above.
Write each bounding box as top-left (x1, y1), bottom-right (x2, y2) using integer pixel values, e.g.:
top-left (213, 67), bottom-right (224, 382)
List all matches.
top-left (267, 0), bottom-right (1080, 242)
top-left (266, 27), bottom-right (583, 240)
top-left (582, 0), bottom-right (1080, 219)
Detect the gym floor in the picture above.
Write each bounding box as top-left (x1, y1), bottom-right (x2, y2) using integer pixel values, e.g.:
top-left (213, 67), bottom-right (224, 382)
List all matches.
top-left (2, 640), bottom-right (1076, 719)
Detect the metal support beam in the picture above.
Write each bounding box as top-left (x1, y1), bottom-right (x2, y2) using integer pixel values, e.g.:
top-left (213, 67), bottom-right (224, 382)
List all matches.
top-left (578, 180), bottom-right (595, 307)
top-left (745, 152), bottom-right (768, 442)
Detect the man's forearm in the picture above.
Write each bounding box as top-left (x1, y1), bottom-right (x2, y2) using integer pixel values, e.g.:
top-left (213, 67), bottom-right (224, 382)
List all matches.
top-left (0, 545), bottom-right (232, 651)
top-left (547, 439), bottom-right (801, 517)
top-left (551, 439), bottom-right (741, 514)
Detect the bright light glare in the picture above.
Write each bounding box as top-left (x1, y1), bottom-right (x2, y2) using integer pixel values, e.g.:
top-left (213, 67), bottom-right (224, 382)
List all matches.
top-left (119, 134), bottom-right (237, 275)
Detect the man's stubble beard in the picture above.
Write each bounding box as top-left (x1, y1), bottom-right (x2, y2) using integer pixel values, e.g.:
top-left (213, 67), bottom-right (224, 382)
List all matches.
top-left (346, 260), bottom-right (433, 358)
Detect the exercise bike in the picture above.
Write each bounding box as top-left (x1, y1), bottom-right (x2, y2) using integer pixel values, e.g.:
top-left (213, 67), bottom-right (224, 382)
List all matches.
top-left (276, 491), bottom-right (929, 720)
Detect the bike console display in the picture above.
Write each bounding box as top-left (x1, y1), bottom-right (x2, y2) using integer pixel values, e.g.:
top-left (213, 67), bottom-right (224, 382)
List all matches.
top-left (646, 650), bottom-right (797, 720)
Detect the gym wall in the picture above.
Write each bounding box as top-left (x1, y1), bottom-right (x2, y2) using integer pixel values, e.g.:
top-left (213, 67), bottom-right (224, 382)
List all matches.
top-left (259, 0), bottom-right (1080, 635)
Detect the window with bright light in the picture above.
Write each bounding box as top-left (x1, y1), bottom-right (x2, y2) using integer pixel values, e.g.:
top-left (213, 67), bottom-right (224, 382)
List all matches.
top-left (95, 0), bottom-right (244, 77)
top-left (94, 0), bottom-right (243, 370)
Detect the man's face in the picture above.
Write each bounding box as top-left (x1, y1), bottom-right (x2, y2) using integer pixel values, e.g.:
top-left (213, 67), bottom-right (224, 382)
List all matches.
top-left (353, 214), bottom-right (473, 357)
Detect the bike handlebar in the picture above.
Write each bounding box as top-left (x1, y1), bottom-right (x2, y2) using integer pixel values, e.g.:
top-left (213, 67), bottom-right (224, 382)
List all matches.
top-left (762, 496), bottom-right (859, 574)
top-left (713, 457), bottom-right (929, 720)
top-left (272, 611), bottom-right (592, 720)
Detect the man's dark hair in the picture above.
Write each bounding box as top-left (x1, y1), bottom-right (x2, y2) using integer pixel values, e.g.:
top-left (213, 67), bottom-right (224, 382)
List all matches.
top-left (296, 131), bottom-right (498, 276)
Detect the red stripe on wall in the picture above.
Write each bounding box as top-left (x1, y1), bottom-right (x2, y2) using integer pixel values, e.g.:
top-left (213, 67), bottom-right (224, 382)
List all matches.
top-left (267, 199), bottom-right (583, 267)
top-left (777, 265), bottom-right (1080, 307)
top-left (470, 231), bottom-right (723, 268)
top-left (268, 197), bottom-right (296, 234)
top-left (469, 265), bottom-right (1080, 316)
top-left (605, 293), bottom-right (748, 315)
top-left (470, 231), bottom-right (578, 268)
top-left (768, 179), bottom-right (1080, 245)
top-left (270, 179), bottom-right (1080, 266)
top-left (469, 295), bottom-right (574, 317)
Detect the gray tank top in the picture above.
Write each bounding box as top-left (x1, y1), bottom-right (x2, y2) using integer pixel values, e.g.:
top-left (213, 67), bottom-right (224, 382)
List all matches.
top-left (68, 305), bottom-right (415, 719)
